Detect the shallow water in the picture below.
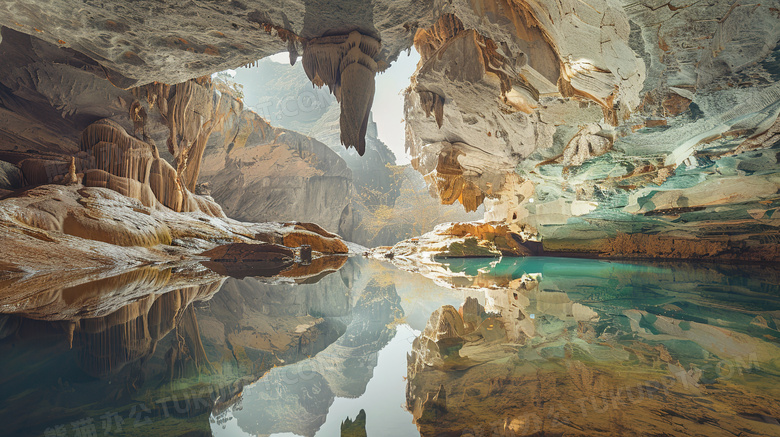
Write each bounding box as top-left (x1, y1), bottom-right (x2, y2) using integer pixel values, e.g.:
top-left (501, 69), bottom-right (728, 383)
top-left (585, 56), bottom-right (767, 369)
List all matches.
top-left (1, 257), bottom-right (779, 436)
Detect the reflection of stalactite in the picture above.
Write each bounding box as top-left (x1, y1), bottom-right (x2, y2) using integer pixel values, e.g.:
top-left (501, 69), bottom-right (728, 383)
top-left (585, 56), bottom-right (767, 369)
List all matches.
top-left (71, 282), bottom-right (221, 378)
top-left (341, 409), bottom-right (368, 437)
top-left (165, 305), bottom-right (214, 382)
top-left (302, 31), bottom-right (381, 155)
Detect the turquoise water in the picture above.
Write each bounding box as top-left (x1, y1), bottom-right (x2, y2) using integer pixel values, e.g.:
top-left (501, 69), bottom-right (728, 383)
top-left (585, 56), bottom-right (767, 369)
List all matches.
top-left (1, 256), bottom-right (779, 436)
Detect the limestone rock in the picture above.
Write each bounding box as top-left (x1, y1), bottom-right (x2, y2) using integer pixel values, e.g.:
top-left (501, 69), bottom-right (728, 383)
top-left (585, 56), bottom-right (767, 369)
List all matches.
top-left (60, 157), bottom-right (80, 186)
top-left (198, 110), bottom-right (352, 233)
top-left (1, 0), bottom-right (780, 259)
top-left (0, 161), bottom-right (22, 190)
top-left (200, 243), bottom-right (295, 262)
top-left (303, 31), bottom-right (382, 154)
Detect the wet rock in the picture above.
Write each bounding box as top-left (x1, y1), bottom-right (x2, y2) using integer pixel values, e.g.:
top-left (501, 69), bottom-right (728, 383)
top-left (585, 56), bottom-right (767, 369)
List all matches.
top-left (200, 242), bottom-right (295, 263)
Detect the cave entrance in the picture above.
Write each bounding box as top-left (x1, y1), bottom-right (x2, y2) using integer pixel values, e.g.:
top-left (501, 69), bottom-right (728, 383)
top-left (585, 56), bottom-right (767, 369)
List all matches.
top-left (207, 50), bottom-right (483, 247)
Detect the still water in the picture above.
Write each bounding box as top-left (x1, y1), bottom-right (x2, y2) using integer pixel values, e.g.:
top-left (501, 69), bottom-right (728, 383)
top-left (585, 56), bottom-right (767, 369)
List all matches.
top-left (1, 256), bottom-right (779, 436)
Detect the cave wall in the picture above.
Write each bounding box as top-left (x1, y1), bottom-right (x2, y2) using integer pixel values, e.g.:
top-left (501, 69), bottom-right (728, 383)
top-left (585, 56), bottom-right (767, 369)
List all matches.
top-left (0, 25), bottom-right (355, 236)
top-left (402, 0), bottom-right (780, 253)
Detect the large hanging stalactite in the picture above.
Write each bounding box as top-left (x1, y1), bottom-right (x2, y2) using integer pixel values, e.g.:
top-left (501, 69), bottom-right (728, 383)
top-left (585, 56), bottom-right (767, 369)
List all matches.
top-left (302, 31), bottom-right (381, 156)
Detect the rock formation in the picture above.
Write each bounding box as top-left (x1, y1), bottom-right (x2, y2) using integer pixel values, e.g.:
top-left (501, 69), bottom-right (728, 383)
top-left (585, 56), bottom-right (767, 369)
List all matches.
top-left (370, 221), bottom-right (541, 278)
top-left (0, 25), bottom-right (360, 284)
top-left (198, 109), bottom-right (353, 234)
top-left (230, 58), bottom-right (486, 247)
top-left (302, 31), bottom-right (382, 155)
top-left (401, 1), bottom-right (780, 258)
top-left (13, 0), bottom-right (767, 259)
top-left (0, 0), bottom-right (777, 258)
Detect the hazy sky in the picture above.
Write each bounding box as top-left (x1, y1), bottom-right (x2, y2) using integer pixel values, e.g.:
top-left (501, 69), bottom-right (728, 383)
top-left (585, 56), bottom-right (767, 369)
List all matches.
top-left (267, 49), bottom-right (420, 164)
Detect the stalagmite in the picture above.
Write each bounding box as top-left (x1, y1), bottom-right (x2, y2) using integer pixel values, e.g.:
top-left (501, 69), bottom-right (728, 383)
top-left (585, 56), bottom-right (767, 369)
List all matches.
top-left (61, 157), bottom-right (79, 186)
top-left (302, 31), bottom-right (381, 155)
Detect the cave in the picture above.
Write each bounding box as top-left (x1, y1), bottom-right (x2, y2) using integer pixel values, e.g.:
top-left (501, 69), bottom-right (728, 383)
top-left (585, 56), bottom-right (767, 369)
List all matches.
top-left (1, 1), bottom-right (779, 436)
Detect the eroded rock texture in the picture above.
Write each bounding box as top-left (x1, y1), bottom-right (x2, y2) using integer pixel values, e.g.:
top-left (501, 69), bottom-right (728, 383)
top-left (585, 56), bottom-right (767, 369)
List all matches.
top-left (0, 0), bottom-right (427, 87)
top-left (199, 110), bottom-right (353, 234)
top-left (0, 23), bottom-right (362, 281)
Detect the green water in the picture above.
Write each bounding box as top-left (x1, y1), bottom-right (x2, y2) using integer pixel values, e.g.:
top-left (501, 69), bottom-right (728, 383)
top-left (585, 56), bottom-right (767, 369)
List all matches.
top-left (1, 256), bottom-right (779, 436)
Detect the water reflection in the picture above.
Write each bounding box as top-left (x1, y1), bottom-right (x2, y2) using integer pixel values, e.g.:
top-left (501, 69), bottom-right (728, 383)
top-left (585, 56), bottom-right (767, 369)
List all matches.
top-left (0, 257), bottom-right (778, 436)
top-left (410, 258), bottom-right (780, 436)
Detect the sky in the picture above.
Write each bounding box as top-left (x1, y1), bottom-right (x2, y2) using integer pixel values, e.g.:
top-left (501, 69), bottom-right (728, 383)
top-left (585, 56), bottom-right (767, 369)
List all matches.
top-left (267, 49), bottom-right (420, 164)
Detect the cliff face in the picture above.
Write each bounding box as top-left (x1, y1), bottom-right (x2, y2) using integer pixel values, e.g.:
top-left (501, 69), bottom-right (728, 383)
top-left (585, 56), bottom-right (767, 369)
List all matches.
top-left (198, 107), bottom-right (353, 234)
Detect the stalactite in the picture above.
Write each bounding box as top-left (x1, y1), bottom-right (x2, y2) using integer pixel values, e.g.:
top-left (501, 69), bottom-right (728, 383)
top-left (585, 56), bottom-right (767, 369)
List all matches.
top-left (425, 146), bottom-right (485, 212)
top-left (302, 31), bottom-right (381, 155)
top-left (418, 90), bottom-right (445, 128)
top-left (138, 77), bottom-right (226, 192)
